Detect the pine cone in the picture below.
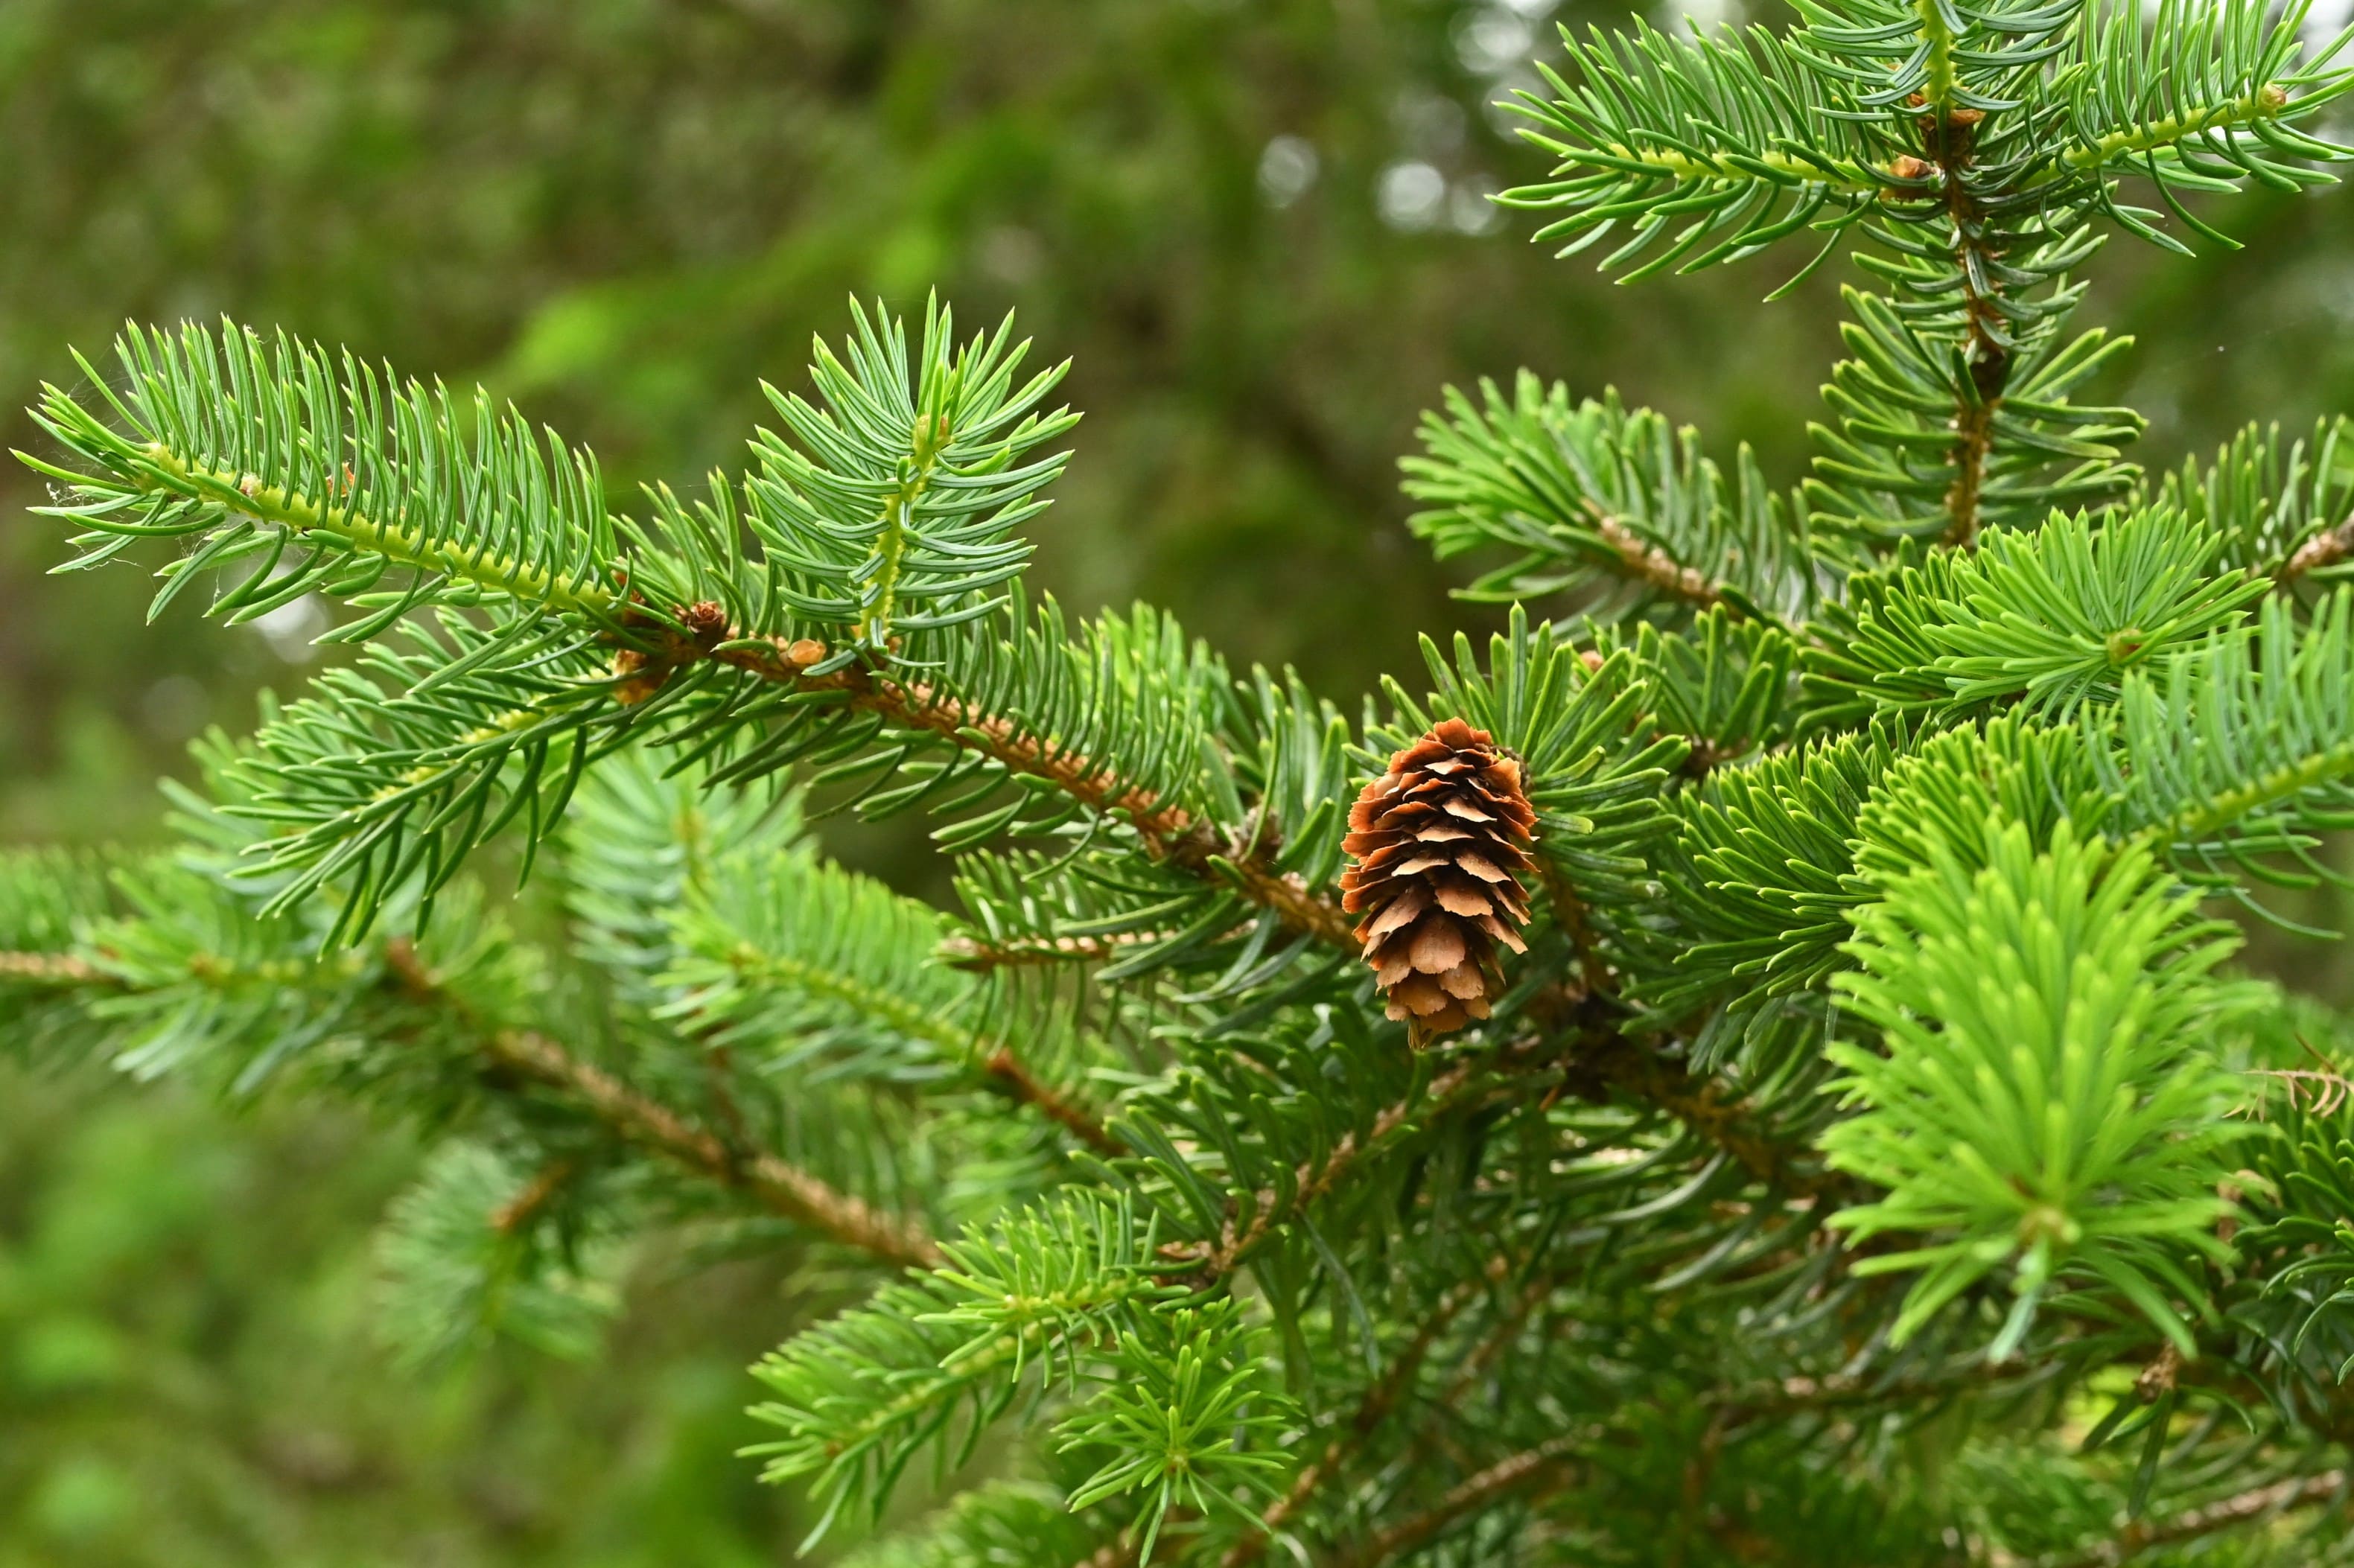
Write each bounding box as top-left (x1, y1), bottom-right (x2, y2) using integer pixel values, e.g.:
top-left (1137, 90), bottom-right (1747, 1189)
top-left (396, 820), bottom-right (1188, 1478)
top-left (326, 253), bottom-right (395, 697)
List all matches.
top-left (1340, 718), bottom-right (1537, 1044)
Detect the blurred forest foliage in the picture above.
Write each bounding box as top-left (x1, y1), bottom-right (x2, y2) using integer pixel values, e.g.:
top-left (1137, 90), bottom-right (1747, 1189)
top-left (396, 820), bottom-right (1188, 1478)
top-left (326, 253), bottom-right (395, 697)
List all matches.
top-left (3, 0), bottom-right (2350, 1561)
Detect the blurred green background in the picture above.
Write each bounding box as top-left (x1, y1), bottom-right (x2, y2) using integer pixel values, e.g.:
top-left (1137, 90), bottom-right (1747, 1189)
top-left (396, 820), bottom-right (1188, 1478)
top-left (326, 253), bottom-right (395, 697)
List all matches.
top-left (3, 1), bottom-right (2350, 1561)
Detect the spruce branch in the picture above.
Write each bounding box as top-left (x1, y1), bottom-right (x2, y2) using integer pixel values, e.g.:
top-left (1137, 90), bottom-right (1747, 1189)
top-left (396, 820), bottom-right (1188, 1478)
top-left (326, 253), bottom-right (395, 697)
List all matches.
top-left (1217, 1269), bottom-right (1495, 1567)
top-left (1824, 821), bottom-right (2244, 1357)
top-left (1403, 376), bottom-right (1829, 623)
top-left (0, 949), bottom-right (109, 986)
top-left (1501, 21), bottom-right (1892, 279)
top-left (743, 294), bottom-right (1076, 649)
top-left (22, 320), bottom-right (623, 625)
top-left (1, 855), bottom-right (941, 1266)
top-left (2102, 590), bottom-right (2354, 875)
top-left (377, 934), bottom-right (944, 1267)
top-left (2030, 1467), bottom-right (2348, 1568)
top-left (2282, 516), bottom-right (2354, 581)
top-left (2146, 418), bottom-right (2354, 579)
top-left (979, 1044), bottom-right (1122, 1157)
top-left (481, 1027), bottom-right (942, 1269)
top-left (1157, 1043), bottom-right (1539, 1281)
top-left (1323, 1432), bottom-right (1585, 1568)
top-left (25, 98), bottom-right (2354, 1549)
top-left (661, 623), bottom-right (1354, 946)
top-left (939, 928), bottom-right (1197, 969)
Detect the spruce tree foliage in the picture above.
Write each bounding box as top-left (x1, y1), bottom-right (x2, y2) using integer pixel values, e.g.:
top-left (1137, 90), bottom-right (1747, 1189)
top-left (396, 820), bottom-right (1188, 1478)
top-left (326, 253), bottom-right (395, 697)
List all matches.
top-left (13, 0), bottom-right (2354, 1560)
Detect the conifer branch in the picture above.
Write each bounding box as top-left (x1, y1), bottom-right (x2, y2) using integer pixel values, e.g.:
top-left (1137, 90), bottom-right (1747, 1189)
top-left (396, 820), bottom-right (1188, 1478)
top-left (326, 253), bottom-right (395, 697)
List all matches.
top-left (25, 321), bottom-right (624, 625)
top-left (1402, 378), bottom-right (1820, 622)
top-left (1162, 1015), bottom-right (1825, 1288)
top-left (2061, 84), bottom-right (2294, 171)
top-left (938, 929), bottom-right (1194, 969)
top-left (2032, 1468), bottom-right (2347, 1568)
top-left (1574, 1030), bottom-right (1838, 1198)
top-left (1708, 1360), bottom-right (2039, 1422)
top-left (1220, 1268), bottom-right (1499, 1567)
top-left (25, 89), bottom-right (2354, 1545)
top-left (1597, 512), bottom-right (1729, 611)
top-left (491, 1156), bottom-right (579, 1235)
top-left (1324, 1432), bottom-right (1585, 1568)
top-left (0, 949), bottom-right (109, 986)
top-left (1922, 106), bottom-right (2008, 549)
top-left (379, 934), bottom-right (944, 1269)
top-left (979, 1044), bottom-right (1122, 1156)
top-left (1565, 143), bottom-right (1886, 194)
top-left (481, 1029), bottom-right (941, 1269)
top-left (687, 628), bottom-right (1354, 942)
top-left (129, 444), bottom-right (623, 617)
top-left (2281, 514), bottom-right (2354, 582)
top-left (1, 908), bottom-right (940, 1266)
top-left (1165, 1048), bottom-right (1531, 1281)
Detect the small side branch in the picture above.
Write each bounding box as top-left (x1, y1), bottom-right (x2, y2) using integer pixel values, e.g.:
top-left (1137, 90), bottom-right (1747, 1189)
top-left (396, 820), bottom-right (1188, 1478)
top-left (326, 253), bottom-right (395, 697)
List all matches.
top-left (2035, 1468), bottom-right (2346, 1568)
top-left (383, 934), bottom-right (939, 1268)
top-left (980, 1044), bottom-right (1122, 1156)
top-left (2281, 516), bottom-right (2354, 583)
top-left (1576, 1030), bottom-right (1840, 1198)
top-left (2060, 86), bottom-right (2294, 173)
top-left (940, 930), bottom-right (1189, 969)
top-left (133, 444), bottom-right (620, 617)
top-left (1221, 1267), bottom-right (1498, 1567)
top-left (1172, 1047), bottom-right (1540, 1281)
top-left (697, 633), bottom-right (1356, 948)
top-left (484, 1029), bottom-right (942, 1270)
top-left (1594, 513), bottom-right (1728, 614)
top-left (0, 950), bottom-right (109, 986)
top-left (1324, 1434), bottom-right (1583, 1568)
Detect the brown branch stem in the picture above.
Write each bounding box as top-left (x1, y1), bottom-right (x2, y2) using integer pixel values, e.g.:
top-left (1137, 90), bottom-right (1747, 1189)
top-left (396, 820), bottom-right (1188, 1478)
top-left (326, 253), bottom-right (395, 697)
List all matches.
top-left (1592, 513), bottom-right (1730, 613)
top-left (2282, 516), bottom-right (2354, 583)
top-left (1324, 1434), bottom-right (1584, 1568)
top-left (2034, 1469), bottom-right (2347, 1568)
top-left (1572, 1030), bottom-right (1839, 1199)
top-left (0, 949), bottom-right (110, 986)
top-left (1168, 1045), bottom-right (1544, 1282)
top-left (483, 1028), bottom-right (941, 1269)
top-left (1926, 106), bottom-right (2008, 549)
top-left (981, 1044), bottom-right (1122, 1156)
top-left (683, 631), bottom-right (1357, 949)
top-left (492, 1157), bottom-right (577, 1234)
top-left (382, 936), bottom-right (941, 1269)
top-left (1221, 1267), bottom-right (1501, 1567)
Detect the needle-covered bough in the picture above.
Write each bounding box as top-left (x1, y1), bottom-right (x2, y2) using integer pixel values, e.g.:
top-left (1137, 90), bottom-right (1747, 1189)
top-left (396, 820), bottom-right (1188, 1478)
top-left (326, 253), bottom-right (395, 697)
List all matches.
top-left (14, 0), bottom-right (2354, 1559)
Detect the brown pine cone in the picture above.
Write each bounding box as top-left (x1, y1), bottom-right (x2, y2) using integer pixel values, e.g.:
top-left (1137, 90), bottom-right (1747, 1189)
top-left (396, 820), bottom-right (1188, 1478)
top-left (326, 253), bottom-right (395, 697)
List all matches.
top-left (1340, 717), bottom-right (1537, 1045)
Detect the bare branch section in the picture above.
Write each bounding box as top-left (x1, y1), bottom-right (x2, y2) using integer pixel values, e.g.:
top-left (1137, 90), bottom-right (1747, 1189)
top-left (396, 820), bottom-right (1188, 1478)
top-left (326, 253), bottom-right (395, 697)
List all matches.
top-left (2282, 517), bottom-right (2354, 583)
top-left (940, 929), bottom-right (1191, 969)
top-left (1325, 1433), bottom-right (1584, 1568)
top-left (979, 1045), bottom-right (1122, 1156)
top-left (1222, 1265), bottom-right (1502, 1567)
top-left (1167, 1047), bottom-right (1542, 1282)
top-left (667, 629), bottom-right (1360, 949)
top-left (0, 950), bottom-right (107, 985)
top-left (371, 937), bottom-right (940, 1268)
top-left (484, 1029), bottom-right (942, 1269)
top-left (2028, 1469), bottom-right (2347, 1568)
top-left (1595, 513), bottom-right (1728, 612)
